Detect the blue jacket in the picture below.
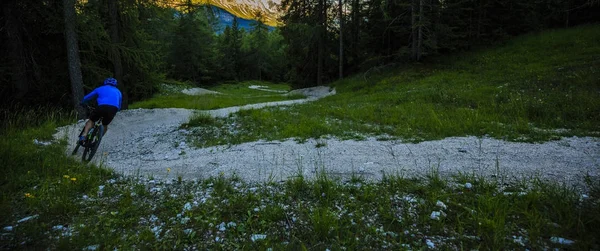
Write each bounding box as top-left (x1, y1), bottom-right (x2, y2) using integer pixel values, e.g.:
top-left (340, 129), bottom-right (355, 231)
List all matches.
top-left (83, 85), bottom-right (122, 110)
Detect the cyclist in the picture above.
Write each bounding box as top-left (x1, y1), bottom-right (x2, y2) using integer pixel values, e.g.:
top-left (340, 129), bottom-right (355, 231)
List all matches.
top-left (79, 77), bottom-right (122, 145)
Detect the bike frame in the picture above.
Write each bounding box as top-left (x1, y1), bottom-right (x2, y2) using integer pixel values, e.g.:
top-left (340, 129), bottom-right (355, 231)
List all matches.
top-left (71, 105), bottom-right (105, 162)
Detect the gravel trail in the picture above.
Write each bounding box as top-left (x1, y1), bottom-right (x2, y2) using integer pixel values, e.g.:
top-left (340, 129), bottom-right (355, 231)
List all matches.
top-left (55, 86), bottom-right (599, 186)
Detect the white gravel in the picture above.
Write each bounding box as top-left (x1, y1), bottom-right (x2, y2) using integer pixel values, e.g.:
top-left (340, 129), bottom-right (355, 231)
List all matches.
top-left (54, 86), bottom-right (599, 187)
top-left (248, 85), bottom-right (287, 93)
top-left (181, 88), bottom-right (221, 95)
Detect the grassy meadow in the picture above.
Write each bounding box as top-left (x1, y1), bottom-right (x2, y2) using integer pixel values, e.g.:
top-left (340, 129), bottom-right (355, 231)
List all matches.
top-left (130, 81), bottom-right (303, 110)
top-left (184, 25), bottom-right (600, 147)
top-left (1, 25), bottom-right (599, 250)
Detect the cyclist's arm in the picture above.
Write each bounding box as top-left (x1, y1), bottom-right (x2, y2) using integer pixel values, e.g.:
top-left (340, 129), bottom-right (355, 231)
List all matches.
top-left (82, 89), bottom-right (98, 104)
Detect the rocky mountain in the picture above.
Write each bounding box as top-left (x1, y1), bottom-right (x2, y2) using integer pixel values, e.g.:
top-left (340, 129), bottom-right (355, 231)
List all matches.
top-left (212, 6), bottom-right (258, 31)
top-left (201, 0), bottom-right (281, 27)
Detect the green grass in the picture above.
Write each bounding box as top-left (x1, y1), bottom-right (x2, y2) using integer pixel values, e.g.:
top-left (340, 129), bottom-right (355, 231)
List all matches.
top-left (130, 81), bottom-right (303, 110)
top-left (184, 25), bottom-right (600, 146)
top-left (3, 156), bottom-right (599, 249)
top-left (0, 109), bottom-right (116, 249)
top-left (1, 109), bottom-right (599, 250)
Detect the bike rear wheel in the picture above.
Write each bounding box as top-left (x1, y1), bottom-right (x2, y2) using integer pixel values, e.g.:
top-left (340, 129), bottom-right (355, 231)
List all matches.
top-left (82, 125), bottom-right (104, 162)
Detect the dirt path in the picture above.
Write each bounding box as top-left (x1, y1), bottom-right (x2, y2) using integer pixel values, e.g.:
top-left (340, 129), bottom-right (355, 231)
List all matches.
top-left (55, 86), bottom-right (599, 186)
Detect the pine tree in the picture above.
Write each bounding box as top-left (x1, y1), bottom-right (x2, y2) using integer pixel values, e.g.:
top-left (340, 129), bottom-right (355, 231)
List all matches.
top-left (63, 0), bottom-right (86, 117)
top-left (169, 3), bottom-right (216, 83)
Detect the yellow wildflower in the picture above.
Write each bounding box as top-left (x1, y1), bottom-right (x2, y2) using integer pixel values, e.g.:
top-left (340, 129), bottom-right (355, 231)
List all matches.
top-left (167, 168), bottom-right (171, 173)
top-left (71, 177), bottom-right (77, 182)
top-left (24, 193), bottom-right (35, 198)
top-left (63, 175), bottom-right (70, 179)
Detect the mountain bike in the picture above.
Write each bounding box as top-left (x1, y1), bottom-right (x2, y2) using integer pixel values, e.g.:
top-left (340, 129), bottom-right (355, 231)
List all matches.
top-left (71, 106), bottom-right (105, 162)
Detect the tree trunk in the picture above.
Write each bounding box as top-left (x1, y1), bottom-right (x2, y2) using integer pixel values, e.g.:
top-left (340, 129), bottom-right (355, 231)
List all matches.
top-left (351, 0), bottom-right (359, 65)
top-left (63, 0), bottom-right (86, 118)
top-left (4, 0), bottom-right (28, 100)
top-left (107, 0), bottom-right (127, 109)
top-left (317, 0), bottom-right (325, 86)
top-left (417, 0), bottom-right (423, 61)
top-left (411, 0), bottom-right (417, 61)
top-left (476, 1), bottom-right (483, 39)
top-left (339, 0), bottom-right (344, 79)
top-left (564, 0), bottom-right (570, 28)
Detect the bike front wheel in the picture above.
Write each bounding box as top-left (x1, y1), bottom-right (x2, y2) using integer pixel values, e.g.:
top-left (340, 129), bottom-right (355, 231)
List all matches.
top-left (82, 125), bottom-right (104, 162)
top-left (71, 127), bottom-right (86, 155)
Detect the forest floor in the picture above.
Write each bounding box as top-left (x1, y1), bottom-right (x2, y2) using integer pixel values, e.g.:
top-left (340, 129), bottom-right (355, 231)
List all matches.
top-left (55, 85), bottom-right (599, 189)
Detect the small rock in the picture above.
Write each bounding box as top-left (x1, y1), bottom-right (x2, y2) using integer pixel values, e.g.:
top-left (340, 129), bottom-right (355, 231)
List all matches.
top-left (83, 244), bottom-right (100, 251)
top-left (251, 234), bottom-right (267, 242)
top-left (425, 239), bottom-right (435, 249)
top-left (3, 226), bottom-right (13, 232)
top-left (550, 237), bottom-right (575, 245)
top-left (436, 200), bottom-right (447, 210)
top-left (183, 202), bottom-right (192, 211)
top-left (512, 235), bottom-right (526, 246)
top-left (180, 217), bottom-right (190, 224)
top-left (17, 215), bottom-right (39, 224)
top-left (33, 139), bottom-right (52, 146)
top-left (217, 222), bottom-right (226, 231)
top-left (465, 183), bottom-right (473, 189)
top-left (403, 195), bottom-right (418, 203)
top-left (151, 226), bottom-right (162, 238)
top-left (430, 211), bottom-right (442, 220)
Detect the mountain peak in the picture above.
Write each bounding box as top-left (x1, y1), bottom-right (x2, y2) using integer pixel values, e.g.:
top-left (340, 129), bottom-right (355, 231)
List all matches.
top-left (172, 0), bottom-right (282, 27)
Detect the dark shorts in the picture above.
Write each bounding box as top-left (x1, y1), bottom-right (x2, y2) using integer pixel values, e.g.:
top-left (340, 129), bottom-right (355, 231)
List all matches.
top-left (90, 105), bottom-right (118, 126)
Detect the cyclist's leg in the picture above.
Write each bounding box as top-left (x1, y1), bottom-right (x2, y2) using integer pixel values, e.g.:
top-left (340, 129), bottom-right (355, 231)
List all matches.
top-left (99, 105), bottom-right (118, 135)
top-left (81, 109), bottom-right (102, 138)
top-left (81, 120), bottom-right (94, 137)
top-left (80, 109), bottom-right (104, 144)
